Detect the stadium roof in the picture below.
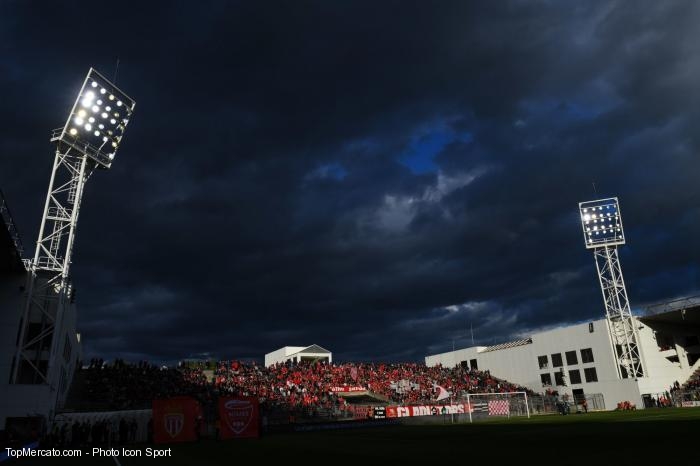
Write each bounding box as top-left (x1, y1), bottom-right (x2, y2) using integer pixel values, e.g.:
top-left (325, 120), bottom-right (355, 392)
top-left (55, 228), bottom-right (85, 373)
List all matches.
top-left (0, 189), bottom-right (25, 274)
top-left (640, 296), bottom-right (700, 326)
top-left (479, 337), bottom-right (533, 353)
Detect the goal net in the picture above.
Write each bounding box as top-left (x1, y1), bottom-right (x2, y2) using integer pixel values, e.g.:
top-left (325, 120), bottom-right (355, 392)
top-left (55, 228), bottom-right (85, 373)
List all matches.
top-left (459, 391), bottom-right (530, 423)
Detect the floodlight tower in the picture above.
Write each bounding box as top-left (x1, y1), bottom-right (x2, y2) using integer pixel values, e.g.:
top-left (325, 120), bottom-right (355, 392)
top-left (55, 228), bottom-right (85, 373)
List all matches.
top-left (578, 197), bottom-right (643, 379)
top-left (11, 68), bottom-right (135, 385)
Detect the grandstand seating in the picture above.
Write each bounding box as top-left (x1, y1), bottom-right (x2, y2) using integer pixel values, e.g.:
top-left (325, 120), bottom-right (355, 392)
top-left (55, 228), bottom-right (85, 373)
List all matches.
top-left (65, 358), bottom-right (532, 413)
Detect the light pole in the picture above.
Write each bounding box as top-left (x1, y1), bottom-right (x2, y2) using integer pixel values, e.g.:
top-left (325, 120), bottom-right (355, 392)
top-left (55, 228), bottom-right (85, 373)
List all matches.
top-left (578, 197), bottom-right (643, 379)
top-left (12, 68), bottom-right (136, 388)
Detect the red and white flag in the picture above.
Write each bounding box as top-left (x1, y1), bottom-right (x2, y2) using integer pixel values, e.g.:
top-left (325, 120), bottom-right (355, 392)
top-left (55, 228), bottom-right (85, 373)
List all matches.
top-left (435, 384), bottom-right (451, 401)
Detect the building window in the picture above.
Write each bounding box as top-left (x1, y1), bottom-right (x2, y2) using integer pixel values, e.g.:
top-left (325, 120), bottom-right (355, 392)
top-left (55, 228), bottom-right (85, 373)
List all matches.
top-left (540, 373), bottom-right (552, 386)
top-left (589, 322), bottom-right (594, 333)
top-left (551, 353), bottom-right (563, 368)
top-left (581, 348), bottom-right (594, 363)
top-left (584, 367), bottom-right (598, 383)
top-left (565, 351), bottom-right (578, 365)
top-left (554, 370), bottom-right (566, 386)
top-left (470, 359), bottom-right (478, 370)
top-left (538, 355), bottom-right (549, 369)
top-left (569, 369), bottom-right (582, 385)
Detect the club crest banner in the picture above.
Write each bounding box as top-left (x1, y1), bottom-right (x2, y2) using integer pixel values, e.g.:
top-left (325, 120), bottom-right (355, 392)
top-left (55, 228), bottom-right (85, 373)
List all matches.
top-left (153, 397), bottom-right (200, 444)
top-left (218, 396), bottom-right (260, 439)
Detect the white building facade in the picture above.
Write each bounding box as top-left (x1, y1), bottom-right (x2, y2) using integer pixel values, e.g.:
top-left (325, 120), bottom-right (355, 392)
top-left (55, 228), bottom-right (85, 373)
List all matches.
top-left (265, 344), bottom-right (332, 367)
top-left (426, 309), bottom-right (700, 410)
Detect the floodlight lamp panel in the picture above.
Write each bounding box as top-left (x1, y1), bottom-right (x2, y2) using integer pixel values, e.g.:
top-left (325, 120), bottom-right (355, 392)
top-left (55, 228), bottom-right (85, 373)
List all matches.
top-left (578, 197), bottom-right (626, 249)
top-left (56, 67), bottom-right (135, 168)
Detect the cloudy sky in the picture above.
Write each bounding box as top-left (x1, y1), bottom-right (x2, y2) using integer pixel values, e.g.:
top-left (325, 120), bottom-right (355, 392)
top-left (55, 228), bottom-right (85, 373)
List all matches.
top-left (1, 1), bottom-right (698, 363)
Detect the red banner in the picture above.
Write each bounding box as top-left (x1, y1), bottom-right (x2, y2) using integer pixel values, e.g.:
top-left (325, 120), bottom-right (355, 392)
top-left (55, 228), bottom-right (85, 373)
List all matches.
top-left (330, 386), bottom-right (366, 393)
top-left (152, 397), bottom-right (201, 444)
top-left (385, 403), bottom-right (472, 418)
top-left (218, 397), bottom-right (260, 439)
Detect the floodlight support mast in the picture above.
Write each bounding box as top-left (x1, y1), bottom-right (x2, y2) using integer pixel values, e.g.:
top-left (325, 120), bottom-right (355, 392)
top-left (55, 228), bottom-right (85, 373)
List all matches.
top-left (579, 197), bottom-right (643, 380)
top-left (593, 245), bottom-right (643, 379)
top-left (11, 67), bottom-right (134, 390)
top-left (11, 144), bottom-right (94, 385)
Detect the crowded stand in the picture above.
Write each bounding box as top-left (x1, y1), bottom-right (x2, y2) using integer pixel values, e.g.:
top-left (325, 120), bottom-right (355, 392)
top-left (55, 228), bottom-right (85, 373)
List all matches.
top-left (73, 359), bottom-right (532, 413)
top-left (77, 359), bottom-right (211, 410)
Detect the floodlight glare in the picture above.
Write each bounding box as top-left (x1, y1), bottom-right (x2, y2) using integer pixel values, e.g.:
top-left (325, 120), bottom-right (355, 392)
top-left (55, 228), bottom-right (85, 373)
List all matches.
top-left (579, 197), bottom-right (625, 249)
top-left (53, 67), bottom-right (135, 169)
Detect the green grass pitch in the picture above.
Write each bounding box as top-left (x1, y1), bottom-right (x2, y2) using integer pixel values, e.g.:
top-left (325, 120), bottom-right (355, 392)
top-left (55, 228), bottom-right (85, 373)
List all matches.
top-left (14, 408), bottom-right (700, 465)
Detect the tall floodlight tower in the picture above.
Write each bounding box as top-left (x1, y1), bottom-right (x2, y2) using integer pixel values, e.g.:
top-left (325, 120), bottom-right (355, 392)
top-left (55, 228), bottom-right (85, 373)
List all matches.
top-left (12, 68), bottom-right (135, 385)
top-left (579, 197), bottom-right (643, 379)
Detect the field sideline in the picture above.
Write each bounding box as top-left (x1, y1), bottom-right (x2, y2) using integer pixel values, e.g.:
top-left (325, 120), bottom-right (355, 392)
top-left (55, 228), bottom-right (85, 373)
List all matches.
top-left (12, 408), bottom-right (700, 465)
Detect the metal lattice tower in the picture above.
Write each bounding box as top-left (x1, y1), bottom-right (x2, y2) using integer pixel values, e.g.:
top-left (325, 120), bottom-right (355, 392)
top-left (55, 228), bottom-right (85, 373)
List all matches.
top-left (11, 68), bottom-right (135, 385)
top-left (579, 198), bottom-right (643, 379)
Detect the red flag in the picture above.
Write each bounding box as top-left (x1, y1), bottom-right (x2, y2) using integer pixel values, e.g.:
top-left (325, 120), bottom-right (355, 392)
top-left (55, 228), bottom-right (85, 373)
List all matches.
top-left (218, 396), bottom-right (260, 439)
top-left (152, 397), bottom-right (200, 444)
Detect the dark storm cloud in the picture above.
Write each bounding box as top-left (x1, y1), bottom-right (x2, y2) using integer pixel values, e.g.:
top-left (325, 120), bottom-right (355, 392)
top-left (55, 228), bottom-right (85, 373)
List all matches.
top-left (1, 1), bottom-right (698, 363)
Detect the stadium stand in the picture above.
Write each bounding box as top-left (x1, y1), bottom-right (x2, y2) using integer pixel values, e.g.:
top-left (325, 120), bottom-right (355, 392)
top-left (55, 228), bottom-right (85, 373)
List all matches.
top-left (65, 359), bottom-right (532, 415)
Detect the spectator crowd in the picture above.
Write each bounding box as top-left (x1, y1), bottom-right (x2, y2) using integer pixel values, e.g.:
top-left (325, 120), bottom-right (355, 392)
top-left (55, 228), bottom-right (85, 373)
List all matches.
top-left (77, 359), bottom-right (532, 414)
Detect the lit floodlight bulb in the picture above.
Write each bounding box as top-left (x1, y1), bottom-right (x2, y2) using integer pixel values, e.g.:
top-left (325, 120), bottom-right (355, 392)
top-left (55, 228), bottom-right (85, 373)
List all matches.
top-left (100, 88), bottom-right (106, 94)
top-left (110, 118), bottom-right (116, 124)
top-left (94, 130), bottom-right (100, 136)
top-left (81, 98), bottom-right (92, 107)
top-left (91, 81), bottom-right (98, 88)
top-left (109, 94), bottom-right (115, 100)
top-left (583, 214), bottom-right (590, 221)
top-left (74, 117), bottom-right (84, 126)
top-left (117, 100), bottom-right (122, 106)
top-left (69, 128), bottom-right (78, 136)
top-left (88, 117), bottom-right (95, 123)
top-left (92, 105), bottom-right (99, 112)
top-left (108, 153), bottom-right (115, 160)
top-left (78, 109), bottom-right (87, 118)
top-left (85, 123), bottom-right (92, 131)
top-left (105, 106), bottom-right (111, 111)
top-left (111, 142), bottom-right (117, 148)
top-left (593, 226), bottom-right (598, 231)
top-left (101, 112), bottom-right (108, 118)
top-left (96, 100), bottom-right (103, 106)
top-left (85, 91), bottom-right (95, 100)
top-left (102, 136), bottom-right (108, 142)
top-left (98, 124), bottom-right (104, 129)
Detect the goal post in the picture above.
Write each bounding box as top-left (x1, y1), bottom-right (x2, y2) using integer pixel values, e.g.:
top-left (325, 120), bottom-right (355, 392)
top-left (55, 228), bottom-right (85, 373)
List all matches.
top-left (462, 391), bottom-right (530, 423)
